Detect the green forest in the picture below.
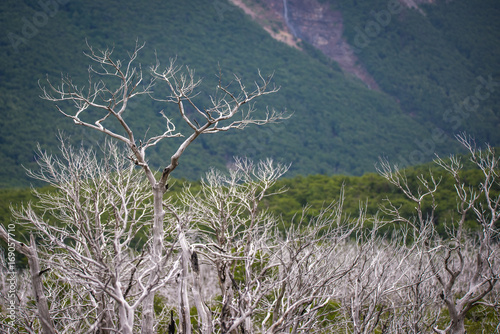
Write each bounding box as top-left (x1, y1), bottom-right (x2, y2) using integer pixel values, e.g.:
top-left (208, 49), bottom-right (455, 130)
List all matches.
top-left (0, 0), bottom-right (498, 189)
top-left (333, 0), bottom-right (500, 139)
top-left (0, 0), bottom-right (499, 244)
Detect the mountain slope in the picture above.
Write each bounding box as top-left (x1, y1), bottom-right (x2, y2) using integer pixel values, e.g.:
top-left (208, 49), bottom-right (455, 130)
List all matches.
top-left (0, 0), bottom-right (494, 187)
top-left (333, 0), bottom-right (500, 142)
top-left (231, 0), bottom-right (500, 151)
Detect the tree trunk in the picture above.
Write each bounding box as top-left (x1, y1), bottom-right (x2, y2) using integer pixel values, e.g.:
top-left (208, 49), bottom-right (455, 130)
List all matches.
top-left (96, 292), bottom-right (112, 334)
top-left (141, 185), bottom-right (166, 334)
top-left (449, 316), bottom-right (466, 334)
top-left (189, 249), bottom-right (213, 334)
top-left (118, 301), bottom-right (135, 334)
top-left (0, 227), bottom-right (56, 334)
top-left (26, 235), bottom-right (56, 334)
top-left (218, 260), bottom-right (237, 334)
top-left (178, 231), bottom-right (192, 334)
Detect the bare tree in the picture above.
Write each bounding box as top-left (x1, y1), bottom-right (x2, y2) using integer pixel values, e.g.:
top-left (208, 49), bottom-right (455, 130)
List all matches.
top-left (0, 41), bottom-right (287, 333)
top-left (385, 224), bottom-right (437, 334)
top-left (43, 41), bottom-right (286, 334)
top-left (377, 134), bottom-right (500, 334)
top-left (264, 200), bottom-right (360, 334)
top-left (173, 158), bottom-right (290, 333)
top-left (0, 231), bottom-right (55, 334)
top-left (340, 228), bottom-right (396, 333)
top-left (171, 159), bottom-right (360, 333)
top-left (1, 149), bottom-right (364, 334)
top-left (2, 140), bottom-right (180, 333)
top-left (0, 247), bottom-right (124, 334)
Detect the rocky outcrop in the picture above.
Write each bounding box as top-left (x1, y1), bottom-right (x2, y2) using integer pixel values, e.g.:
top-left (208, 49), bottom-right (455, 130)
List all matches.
top-left (228, 0), bottom-right (301, 49)
top-left (280, 0), bottom-right (380, 90)
top-left (229, 0), bottom-right (380, 89)
top-left (229, 0), bottom-right (440, 90)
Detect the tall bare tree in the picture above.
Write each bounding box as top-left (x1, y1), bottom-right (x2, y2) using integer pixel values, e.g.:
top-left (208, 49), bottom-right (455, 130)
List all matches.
top-left (0, 41), bottom-right (287, 333)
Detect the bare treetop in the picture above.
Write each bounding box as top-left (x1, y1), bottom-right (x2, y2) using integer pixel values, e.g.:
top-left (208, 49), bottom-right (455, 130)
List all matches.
top-left (39, 41), bottom-right (288, 188)
top-left (32, 41), bottom-right (290, 334)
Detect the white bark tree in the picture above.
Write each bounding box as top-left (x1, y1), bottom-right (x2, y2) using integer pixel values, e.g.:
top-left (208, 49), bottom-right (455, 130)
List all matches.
top-left (171, 158), bottom-right (290, 333)
top-left (2, 140), bottom-right (180, 333)
top-left (172, 159), bottom-right (361, 333)
top-left (0, 232), bottom-right (55, 334)
top-left (377, 134), bottom-right (500, 334)
top-left (1, 41), bottom-right (287, 333)
top-left (1, 149), bottom-right (364, 334)
top-left (264, 200), bottom-right (360, 334)
top-left (338, 224), bottom-right (405, 334)
top-left (383, 224), bottom-right (437, 334)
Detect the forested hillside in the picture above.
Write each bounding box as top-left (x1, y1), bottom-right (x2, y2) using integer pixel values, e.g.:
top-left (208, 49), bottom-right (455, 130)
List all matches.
top-left (1, 152), bottom-right (492, 247)
top-left (0, 0), bottom-right (488, 187)
top-left (2, 0), bottom-right (498, 187)
top-left (333, 0), bottom-right (500, 141)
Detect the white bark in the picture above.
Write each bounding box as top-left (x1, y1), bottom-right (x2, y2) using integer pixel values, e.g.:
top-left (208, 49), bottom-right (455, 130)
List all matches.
top-left (0, 229), bottom-right (56, 334)
top-left (3, 135), bottom-right (499, 332)
top-left (378, 134), bottom-right (500, 334)
top-left (33, 41), bottom-right (287, 333)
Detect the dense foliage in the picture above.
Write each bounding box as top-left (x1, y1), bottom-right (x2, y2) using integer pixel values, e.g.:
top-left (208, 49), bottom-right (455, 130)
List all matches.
top-left (2, 0), bottom-right (498, 187)
top-left (331, 0), bottom-right (500, 144)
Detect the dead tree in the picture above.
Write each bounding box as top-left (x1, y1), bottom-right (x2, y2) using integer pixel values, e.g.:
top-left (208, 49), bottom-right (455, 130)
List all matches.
top-left (5, 40), bottom-right (288, 334)
top-left (264, 200), bottom-right (360, 334)
top-left (171, 158), bottom-right (290, 333)
top-left (1, 141), bottom-right (179, 333)
top-left (377, 134), bottom-right (500, 334)
top-left (172, 163), bottom-right (360, 333)
top-left (0, 230), bottom-right (55, 334)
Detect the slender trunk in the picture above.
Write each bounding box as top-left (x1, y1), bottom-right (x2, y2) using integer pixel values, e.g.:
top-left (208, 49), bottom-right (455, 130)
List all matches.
top-left (26, 235), bottom-right (56, 334)
top-left (141, 185), bottom-right (166, 334)
top-left (0, 227), bottom-right (56, 333)
top-left (351, 283), bottom-right (362, 334)
top-left (291, 319), bottom-right (299, 334)
top-left (140, 272), bottom-right (155, 332)
top-left (178, 231), bottom-right (192, 334)
top-left (218, 260), bottom-right (237, 333)
top-left (190, 249), bottom-right (213, 333)
top-left (449, 317), bottom-right (466, 334)
top-left (97, 292), bottom-right (112, 334)
top-left (118, 301), bottom-right (135, 334)
top-left (275, 283), bottom-right (286, 318)
top-left (244, 312), bottom-right (252, 333)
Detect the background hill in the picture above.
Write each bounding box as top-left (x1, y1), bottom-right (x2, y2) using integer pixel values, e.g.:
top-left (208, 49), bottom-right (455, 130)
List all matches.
top-left (0, 0), bottom-right (498, 187)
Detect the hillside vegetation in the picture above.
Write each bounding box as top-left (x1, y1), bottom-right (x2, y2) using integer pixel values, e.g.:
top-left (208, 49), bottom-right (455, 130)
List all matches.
top-left (2, 152), bottom-right (493, 247)
top-left (332, 0), bottom-right (500, 142)
top-left (2, 0), bottom-right (498, 187)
